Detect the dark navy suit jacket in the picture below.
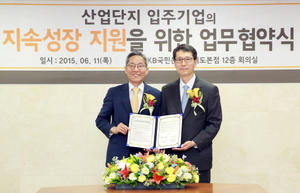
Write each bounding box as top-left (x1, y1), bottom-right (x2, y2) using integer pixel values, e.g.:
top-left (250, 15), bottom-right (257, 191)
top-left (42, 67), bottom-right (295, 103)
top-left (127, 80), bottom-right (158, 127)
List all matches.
top-left (161, 77), bottom-right (222, 171)
top-left (96, 82), bottom-right (161, 165)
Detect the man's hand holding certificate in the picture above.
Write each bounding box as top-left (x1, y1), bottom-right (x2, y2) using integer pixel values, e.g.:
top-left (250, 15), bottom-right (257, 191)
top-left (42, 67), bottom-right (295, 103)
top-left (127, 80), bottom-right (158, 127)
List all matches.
top-left (126, 114), bottom-right (182, 149)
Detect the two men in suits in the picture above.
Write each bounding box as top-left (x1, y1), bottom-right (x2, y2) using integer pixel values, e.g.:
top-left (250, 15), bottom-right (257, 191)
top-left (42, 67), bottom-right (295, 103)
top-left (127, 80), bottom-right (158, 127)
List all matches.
top-left (95, 51), bottom-right (161, 165)
top-left (161, 44), bottom-right (222, 183)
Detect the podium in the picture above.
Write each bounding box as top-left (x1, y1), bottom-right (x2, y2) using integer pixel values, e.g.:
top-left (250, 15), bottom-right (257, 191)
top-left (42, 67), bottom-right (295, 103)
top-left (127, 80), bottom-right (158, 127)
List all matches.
top-left (36, 183), bottom-right (268, 193)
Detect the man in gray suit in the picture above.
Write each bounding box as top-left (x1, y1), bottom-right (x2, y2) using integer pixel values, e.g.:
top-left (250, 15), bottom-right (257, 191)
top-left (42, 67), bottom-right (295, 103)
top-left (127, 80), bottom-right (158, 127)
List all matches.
top-left (161, 44), bottom-right (222, 183)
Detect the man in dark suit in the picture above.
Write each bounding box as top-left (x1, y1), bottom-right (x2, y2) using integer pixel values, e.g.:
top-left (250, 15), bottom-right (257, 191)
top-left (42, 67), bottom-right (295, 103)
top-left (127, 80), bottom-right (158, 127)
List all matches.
top-left (161, 44), bottom-right (222, 183)
top-left (96, 51), bottom-right (161, 165)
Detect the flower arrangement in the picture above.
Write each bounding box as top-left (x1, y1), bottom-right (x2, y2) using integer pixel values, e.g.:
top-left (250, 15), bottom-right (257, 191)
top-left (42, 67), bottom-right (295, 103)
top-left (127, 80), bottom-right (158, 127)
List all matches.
top-left (102, 152), bottom-right (199, 189)
top-left (139, 93), bottom-right (157, 116)
top-left (187, 88), bottom-right (205, 116)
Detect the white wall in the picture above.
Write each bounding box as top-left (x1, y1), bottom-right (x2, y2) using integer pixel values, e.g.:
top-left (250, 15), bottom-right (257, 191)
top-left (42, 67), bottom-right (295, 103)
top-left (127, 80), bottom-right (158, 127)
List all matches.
top-left (1, 83), bottom-right (300, 193)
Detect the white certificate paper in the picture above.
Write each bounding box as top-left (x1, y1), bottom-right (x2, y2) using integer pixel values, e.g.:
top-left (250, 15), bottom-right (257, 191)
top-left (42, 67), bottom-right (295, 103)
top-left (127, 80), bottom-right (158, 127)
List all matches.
top-left (126, 113), bottom-right (182, 149)
top-left (127, 114), bottom-right (156, 149)
top-left (156, 114), bottom-right (182, 149)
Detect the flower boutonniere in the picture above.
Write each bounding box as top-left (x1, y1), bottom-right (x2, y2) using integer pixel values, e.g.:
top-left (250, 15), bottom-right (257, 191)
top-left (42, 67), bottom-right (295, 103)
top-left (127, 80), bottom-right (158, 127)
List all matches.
top-left (187, 88), bottom-right (205, 116)
top-left (139, 93), bottom-right (157, 116)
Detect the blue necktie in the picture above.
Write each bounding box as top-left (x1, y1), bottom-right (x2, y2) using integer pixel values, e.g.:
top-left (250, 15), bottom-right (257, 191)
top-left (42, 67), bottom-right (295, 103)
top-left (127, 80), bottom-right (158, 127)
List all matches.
top-left (181, 85), bottom-right (189, 112)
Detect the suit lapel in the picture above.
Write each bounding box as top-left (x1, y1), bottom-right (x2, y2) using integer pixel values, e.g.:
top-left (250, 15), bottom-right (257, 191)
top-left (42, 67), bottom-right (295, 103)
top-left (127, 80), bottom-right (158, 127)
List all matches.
top-left (183, 77), bottom-right (202, 118)
top-left (121, 83), bottom-right (132, 113)
top-left (139, 82), bottom-right (153, 112)
top-left (142, 83), bottom-right (151, 111)
top-left (170, 80), bottom-right (182, 114)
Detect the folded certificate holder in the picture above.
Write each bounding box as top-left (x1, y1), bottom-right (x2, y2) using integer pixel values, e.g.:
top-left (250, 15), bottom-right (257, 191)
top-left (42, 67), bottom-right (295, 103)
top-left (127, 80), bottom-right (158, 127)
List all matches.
top-left (126, 114), bottom-right (182, 149)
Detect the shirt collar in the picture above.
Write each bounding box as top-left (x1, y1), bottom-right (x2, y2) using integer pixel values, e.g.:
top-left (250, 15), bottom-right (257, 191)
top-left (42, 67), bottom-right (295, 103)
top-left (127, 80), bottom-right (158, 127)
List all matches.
top-left (180, 74), bottom-right (196, 89)
top-left (128, 82), bottom-right (144, 92)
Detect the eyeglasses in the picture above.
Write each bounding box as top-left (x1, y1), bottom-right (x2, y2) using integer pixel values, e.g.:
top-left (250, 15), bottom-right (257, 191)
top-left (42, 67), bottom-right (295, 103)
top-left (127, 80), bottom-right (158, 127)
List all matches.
top-left (174, 58), bottom-right (194, 64)
top-left (126, 63), bottom-right (147, 70)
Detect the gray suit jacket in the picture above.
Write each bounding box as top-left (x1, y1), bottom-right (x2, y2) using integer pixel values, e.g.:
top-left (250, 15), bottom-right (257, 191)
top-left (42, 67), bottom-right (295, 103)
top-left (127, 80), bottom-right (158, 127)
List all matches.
top-left (161, 76), bottom-right (222, 171)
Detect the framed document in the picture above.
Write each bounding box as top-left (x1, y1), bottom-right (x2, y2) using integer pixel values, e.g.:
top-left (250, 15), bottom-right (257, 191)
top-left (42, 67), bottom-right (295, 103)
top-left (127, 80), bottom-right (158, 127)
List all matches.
top-left (126, 113), bottom-right (182, 149)
top-left (127, 114), bottom-right (156, 149)
top-left (156, 114), bottom-right (182, 149)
